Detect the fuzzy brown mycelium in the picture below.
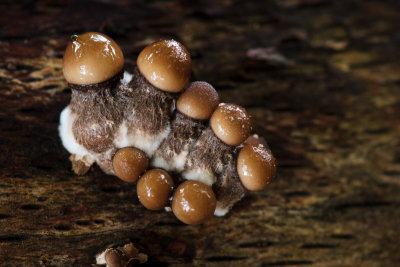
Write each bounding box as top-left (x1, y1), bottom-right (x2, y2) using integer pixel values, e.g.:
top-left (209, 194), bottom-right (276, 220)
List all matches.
top-left (59, 33), bottom-right (276, 221)
top-left (152, 81), bottom-right (219, 172)
top-left (114, 67), bottom-right (176, 157)
top-left (213, 148), bottom-right (247, 216)
top-left (151, 111), bottom-right (206, 172)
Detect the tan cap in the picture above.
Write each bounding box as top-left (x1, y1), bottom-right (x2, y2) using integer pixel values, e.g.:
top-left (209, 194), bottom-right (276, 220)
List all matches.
top-left (112, 147), bottom-right (148, 183)
top-left (137, 39), bottom-right (191, 93)
top-left (237, 144), bottom-right (276, 191)
top-left (177, 81), bottom-right (219, 120)
top-left (172, 180), bottom-right (216, 224)
top-left (210, 103), bottom-right (251, 146)
top-left (137, 169), bottom-right (174, 210)
top-left (244, 134), bottom-right (268, 147)
top-left (63, 32), bottom-right (124, 85)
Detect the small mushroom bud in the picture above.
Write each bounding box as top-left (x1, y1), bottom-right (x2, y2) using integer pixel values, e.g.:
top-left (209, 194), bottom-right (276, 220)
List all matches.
top-left (244, 134), bottom-right (269, 148)
top-left (137, 39), bottom-right (191, 93)
top-left (104, 249), bottom-right (124, 267)
top-left (172, 180), bottom-right (216, 224)
top-left (237, 143), bottom-right (276, 191)
top-left (63, 32), bottom-right (124, 85)
top-left (112, 147), bottom-right (148, 183)
top-left (137, 169), bottom-right (174, 210)
top-left (177, 81), bottom-right (219, 120)
top-left (210, 103), bottom-right (251, 146)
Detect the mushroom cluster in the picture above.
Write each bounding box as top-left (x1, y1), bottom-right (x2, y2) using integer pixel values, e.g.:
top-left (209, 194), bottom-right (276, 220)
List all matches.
top-left (59, 32), bottom-right (276, 224)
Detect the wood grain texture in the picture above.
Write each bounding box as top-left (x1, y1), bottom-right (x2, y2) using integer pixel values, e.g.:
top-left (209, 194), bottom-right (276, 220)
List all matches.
top-left (1, 0), bottom-right (400, 266)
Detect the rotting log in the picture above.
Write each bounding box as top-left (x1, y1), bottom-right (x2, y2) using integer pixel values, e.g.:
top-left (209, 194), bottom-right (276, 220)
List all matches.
top-left (0, 0), bottom-right (400, 266)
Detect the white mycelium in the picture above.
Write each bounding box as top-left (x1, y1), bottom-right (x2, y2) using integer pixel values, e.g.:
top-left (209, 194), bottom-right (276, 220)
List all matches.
top-left (114, 120), bottom-right (171, 157)
top-left (59, 106), bottom-right (95, 167)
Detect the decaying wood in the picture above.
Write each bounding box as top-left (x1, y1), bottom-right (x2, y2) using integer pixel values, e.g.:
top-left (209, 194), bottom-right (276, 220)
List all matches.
top-left (1, 0), bottom-right (400, 266)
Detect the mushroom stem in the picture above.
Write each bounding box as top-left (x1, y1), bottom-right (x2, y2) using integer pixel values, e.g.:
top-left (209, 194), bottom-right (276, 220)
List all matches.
top-left (183, 128), bottom-right (236, 186)
top-left (68, 71), bottom-right (123, 92)
top-left (152, 112), bottom-right (206, 172)
top-left (113, 67), bottom-right (176, 157)
top-left (70, 80), bottom-right (123, 154)
top-left (213, 152), bottom-right (246, 216)
top-left (127, 67), bottom-right (176, 134)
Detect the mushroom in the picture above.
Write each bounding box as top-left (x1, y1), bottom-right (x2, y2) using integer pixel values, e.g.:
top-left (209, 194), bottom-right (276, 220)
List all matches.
top-left (152, 81), bottom-right (219, 172)
top-left (137, 169), bottom-right (174, 210)
top-left (213, 134), bottom-right (272, 216)
top-left (96, 242), bottom-right (148, 267)
top-left (112, 147), bottom-right (148, 183)
top-left (137, 39), bottom-right (191, 93)
top-left (113, 39), bottom-right (192, 157)
top-left (237, 143), bottom-right (276, 191)
top-left (59, 32), bottom-right (128, 175)
top-left (104, 249), bottom-right (124, 267)
top-left (183, 103), bottom-right (251, 186)
top-left (172, 180), bottom-right (216, 224)
top-left (59, 33), bottom-right (277, 218)
top-left (63, 33), bottom-right (124, 85)
top-left (210, 103), bottom-right (252, 146)
top-left (244, 133), bottom-right (269, 148)
top-left (176, 81), bottom-right (219, 120)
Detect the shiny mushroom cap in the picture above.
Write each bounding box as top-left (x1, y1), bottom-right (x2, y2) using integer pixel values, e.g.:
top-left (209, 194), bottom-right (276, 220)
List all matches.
top-left (244, 134), bottom-right (269, 148)
top-left (177, 81), bottom-right (219, 120)
top-left (172, 180), bottom-right (216, 224)
top-left (112, 147), bottom-right (148, 183)
top-left (137, 169), bottom-right (174, 210)
top-left (63, 32), bottom-right (124, 85)
top-left (237, 143), bottom-right (276, 191)
top-left (137, 39), bottom-right (192, 93)
top-left (210, 103), bottom-right (251, 146)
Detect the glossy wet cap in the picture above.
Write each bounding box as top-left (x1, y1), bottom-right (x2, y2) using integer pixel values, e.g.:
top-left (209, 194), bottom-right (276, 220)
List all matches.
top-left (172, 180), bottom-right (216, 224)
top-left (244, 134), bottom-right (269, 148)
top-left (112, 147), bottom-right (148, 183)
top-left (63, 32), bottom-right (124, 85)
top-left (137, 169), bottom-right (174, 210)
top-left (237, 143), bottom-right (276, 191)
top-left (210, 103), bottom-right (251, 146)
top-left (177, 81), bottom-right (219, 120)
top-left (137, 39), bottom-right (191, 93)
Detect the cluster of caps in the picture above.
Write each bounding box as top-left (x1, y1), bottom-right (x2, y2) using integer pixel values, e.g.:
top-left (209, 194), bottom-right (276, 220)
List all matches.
top-left (62, 32), bottom-right (276, 224)
top-left (113, 149), bottom-right (216, 225)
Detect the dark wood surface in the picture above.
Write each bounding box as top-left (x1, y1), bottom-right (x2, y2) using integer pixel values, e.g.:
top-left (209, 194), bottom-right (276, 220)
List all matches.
top-left (1, 0), bottom-right (400, 266)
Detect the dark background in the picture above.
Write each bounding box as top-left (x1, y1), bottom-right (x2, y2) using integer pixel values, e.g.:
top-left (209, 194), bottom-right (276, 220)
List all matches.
top-left (0, 0), bottom-right (399, 266)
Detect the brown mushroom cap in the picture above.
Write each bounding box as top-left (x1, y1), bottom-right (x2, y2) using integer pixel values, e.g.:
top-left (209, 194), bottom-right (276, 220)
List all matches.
top-left (210, 103), bottom-right (251, 146)
top-left (63, 32), bottom-right (124, 85)
top-left (112, 147), bottom-right (148, 183)
top-left (104, 249), bottom-right (123, 267)
top-left (137, 169), bottom-right (174, 210)
top-left (177, 81), bottom-right (219, 120)
top-left (244, 134), bottom-right (269, 148)
top-left (137, 39), bottom-right (191, 93)
top-left (172, 180), bottom-right (216, 224)
top-left (237, 144), bottom-right (276, 191)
